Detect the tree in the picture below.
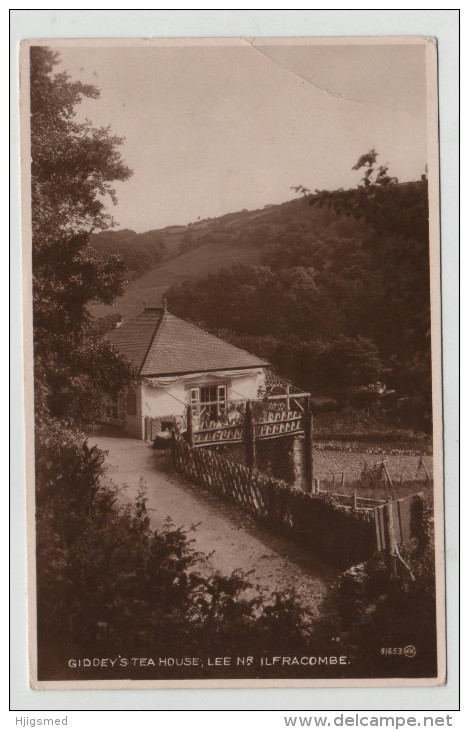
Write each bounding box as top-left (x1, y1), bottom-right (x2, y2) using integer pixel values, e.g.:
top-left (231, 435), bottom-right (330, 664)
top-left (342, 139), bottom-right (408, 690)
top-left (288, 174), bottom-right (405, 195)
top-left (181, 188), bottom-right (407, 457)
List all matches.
top-left (30, 47), bottom-right (132, 238)
top-left (35, 420), bottom-right (320, 680)
top-left (320, 335), bottom-right (383, 400)
top-left (30, 47), bottom-right (133, 425)
top-left (310, 149), bottom-right (428, 245)
top-left (31, 49), bottom-right (332, 681)
top-left (307, 151), bottom-right (431, 423)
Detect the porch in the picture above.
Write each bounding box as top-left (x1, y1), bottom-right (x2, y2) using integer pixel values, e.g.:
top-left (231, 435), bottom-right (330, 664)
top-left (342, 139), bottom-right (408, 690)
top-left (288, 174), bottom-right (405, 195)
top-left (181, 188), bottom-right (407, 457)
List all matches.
top-left (150, 378), bottom-right (315, 490)
top-left (192, 403), bottom-right (306, 447)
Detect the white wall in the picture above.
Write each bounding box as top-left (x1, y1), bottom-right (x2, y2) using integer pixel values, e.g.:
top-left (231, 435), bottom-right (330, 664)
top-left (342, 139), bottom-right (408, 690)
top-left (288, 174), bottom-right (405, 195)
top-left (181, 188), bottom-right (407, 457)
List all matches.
top-left (128, 368), bottom-right (266, 439)
top-left (141, 379), bottom-right (187, 420)
top-left (225, 371), bottom-right (264, 402)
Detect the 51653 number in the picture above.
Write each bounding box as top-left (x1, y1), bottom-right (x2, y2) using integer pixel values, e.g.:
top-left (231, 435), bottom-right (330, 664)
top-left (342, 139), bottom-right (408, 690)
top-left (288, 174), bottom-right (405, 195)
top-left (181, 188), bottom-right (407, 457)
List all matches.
top-left (380, 645), bottom-right (416, 658)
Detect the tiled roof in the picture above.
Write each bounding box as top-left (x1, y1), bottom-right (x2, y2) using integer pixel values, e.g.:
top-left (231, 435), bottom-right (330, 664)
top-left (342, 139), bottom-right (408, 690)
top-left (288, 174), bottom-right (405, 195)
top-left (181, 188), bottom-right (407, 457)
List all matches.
top-left (107, 307), bottom-right (269, 376)
top-left (106, 309), bottom-right (162, 372)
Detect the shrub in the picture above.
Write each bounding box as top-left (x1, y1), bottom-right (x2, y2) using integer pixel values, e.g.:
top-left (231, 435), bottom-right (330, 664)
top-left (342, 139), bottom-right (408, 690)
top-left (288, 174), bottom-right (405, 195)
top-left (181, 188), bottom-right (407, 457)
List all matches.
top-left (173, 439), bottom-right (377, 569)
top-left (36, 420), bottom-right (322, 680)
top-left (315, 540), bottom-right (437, 678)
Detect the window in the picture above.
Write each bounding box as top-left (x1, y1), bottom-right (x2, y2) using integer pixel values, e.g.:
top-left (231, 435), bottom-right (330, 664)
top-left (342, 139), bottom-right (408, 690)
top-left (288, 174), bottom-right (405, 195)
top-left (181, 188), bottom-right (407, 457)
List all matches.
top-left (127, 389), bottom-right (137, 415)
top-left (190, 388), bottom-right (200, 418)
top-left (189, 384), bottom-right (227, 422)
top-left (217, 385), bottom-right (227, 414)
top-left (200, 385), bottom-right (227, 419)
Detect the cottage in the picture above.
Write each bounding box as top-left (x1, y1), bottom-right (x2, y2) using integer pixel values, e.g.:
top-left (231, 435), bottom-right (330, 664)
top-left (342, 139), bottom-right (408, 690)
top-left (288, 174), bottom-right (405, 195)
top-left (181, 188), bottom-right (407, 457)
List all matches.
top-left (106, 303), bottom-right (269, 439)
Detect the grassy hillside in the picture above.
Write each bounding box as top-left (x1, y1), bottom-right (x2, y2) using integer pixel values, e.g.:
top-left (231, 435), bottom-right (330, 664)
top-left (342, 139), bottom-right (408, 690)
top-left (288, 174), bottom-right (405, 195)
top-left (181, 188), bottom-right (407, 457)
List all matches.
top-left (88, 196), bottom-right (365, 319)
top-left (89, 237), bottom-right (263, 319)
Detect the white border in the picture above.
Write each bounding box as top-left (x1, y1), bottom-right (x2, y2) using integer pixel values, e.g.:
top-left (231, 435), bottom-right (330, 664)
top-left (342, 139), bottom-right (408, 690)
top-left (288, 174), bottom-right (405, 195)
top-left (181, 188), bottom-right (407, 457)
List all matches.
top-left (10, 8), bottom-right (459, 713)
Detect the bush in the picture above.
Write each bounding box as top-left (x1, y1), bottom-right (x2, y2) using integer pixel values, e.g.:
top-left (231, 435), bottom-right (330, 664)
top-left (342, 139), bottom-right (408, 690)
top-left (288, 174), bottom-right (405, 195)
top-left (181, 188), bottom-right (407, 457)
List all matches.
top-left (173, 439), bottom-right (376, 569)
top-left (36, 420), bottom-right (325, 680)
top-left (260, 484), bottom-right (376, 568)
top-left (36, 421), bottom-right (436, 681)
top-left (315, 540), bottom-right (437, 678)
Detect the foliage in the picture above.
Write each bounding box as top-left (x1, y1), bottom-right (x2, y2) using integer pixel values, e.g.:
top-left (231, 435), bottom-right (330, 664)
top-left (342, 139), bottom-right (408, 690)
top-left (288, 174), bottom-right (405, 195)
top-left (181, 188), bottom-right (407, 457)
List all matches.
top-left (178, 229), bottom-right (200, 255)
top-left (94, 313), bottom-right (124, 335)
top-left (34, 324), bottom-right (130, 424)
top-left (315, 537), bottom-right (437, 678)
top-left (168, 263), bottom-right (343, 341)
top-left (166, 151), bottom-right (431, 429)
top-left (36, 422), bottom-right (320, 680)
top-left (310, 152), bottom-right (431, 418)
top-left (31, 47), bottom-right (328, 683)
top-left (30, 47), bottom-right (133, 425)
top-left (31, 47), bottom-right (132, 236)
top-left (410, 494), bottom-right (432, 554)
top-left (319, 336), bottom-right (383, 392)
top-left (173, 438), bottom-right (376, 569)
top-left (90, 228), bottom-right (167, 279)
top-left (313, 482), bottom-right (437, 677)
top-left (261, 484), bottom-right (377, 568)
top-left (30, 56), bottom-right (435, 680)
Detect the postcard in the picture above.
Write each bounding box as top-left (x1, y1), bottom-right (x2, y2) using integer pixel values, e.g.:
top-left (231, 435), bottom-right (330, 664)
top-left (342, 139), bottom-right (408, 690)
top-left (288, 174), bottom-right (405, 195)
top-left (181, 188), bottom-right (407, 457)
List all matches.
top-left (20, 36), bottom-right (444, 689)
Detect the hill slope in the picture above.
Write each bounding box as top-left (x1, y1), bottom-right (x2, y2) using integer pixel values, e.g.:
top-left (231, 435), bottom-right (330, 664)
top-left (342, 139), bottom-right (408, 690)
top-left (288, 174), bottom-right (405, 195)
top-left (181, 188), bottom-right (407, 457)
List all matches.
top-left (88, 196), bottom-right (365, 320)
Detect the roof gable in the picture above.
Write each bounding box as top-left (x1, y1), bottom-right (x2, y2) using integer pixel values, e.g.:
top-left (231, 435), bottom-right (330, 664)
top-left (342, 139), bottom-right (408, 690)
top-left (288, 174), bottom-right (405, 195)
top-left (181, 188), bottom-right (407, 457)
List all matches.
top-left (107, 307), bottom-right (269, 375)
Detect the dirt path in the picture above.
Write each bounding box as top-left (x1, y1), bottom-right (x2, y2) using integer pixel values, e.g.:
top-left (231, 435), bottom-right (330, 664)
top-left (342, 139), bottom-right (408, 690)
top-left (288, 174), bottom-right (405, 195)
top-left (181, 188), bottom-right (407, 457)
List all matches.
top-left (90, 433), bottom-right (338, 614)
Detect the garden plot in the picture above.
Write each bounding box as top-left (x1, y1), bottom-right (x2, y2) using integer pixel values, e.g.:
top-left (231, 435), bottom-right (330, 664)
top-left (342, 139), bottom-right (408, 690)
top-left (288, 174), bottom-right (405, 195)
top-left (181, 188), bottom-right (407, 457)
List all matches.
top-left (312, 446), bottom-right (433, 504)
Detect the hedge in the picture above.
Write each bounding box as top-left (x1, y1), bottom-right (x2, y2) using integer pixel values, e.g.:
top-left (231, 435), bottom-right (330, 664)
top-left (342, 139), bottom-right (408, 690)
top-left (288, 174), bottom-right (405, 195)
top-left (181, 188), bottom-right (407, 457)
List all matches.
top-left (172, 438), bottom-right (377, 568)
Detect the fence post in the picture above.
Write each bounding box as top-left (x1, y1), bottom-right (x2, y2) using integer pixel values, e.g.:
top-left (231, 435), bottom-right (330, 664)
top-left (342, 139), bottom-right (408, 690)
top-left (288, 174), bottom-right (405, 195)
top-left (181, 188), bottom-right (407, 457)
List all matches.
top-left (341, 472), bottom-right (345, 488)
top-left (382, 461), bottom-right (393, 488)
top-left (314, 478), bottom-right (321, 494)
top-left (186, 404), bottom-right (194, 447)
top-left (170, 431), bottom-right (177, 468)
top-left (244, 400), bottom-right (256, 469)
top-left (352, 491), bottom-right (358, 511)
top-left (384, 499), bottom-right (397, 578)
top-left (304, 397), bottom-right (314, 493)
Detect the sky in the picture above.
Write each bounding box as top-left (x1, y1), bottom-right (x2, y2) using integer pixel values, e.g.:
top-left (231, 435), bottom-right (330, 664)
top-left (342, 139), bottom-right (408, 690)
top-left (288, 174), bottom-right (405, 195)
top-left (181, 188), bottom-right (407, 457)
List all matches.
top-left (55, 39), bottom-right (430, 233)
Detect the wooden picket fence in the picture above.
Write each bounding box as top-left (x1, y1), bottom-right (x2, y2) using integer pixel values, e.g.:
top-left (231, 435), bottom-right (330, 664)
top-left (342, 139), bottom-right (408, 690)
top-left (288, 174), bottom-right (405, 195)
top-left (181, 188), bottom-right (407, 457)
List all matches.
top-left (172, 435), bottom-right (269, 515)
top-left (171, 436), bottom-right (377, 567)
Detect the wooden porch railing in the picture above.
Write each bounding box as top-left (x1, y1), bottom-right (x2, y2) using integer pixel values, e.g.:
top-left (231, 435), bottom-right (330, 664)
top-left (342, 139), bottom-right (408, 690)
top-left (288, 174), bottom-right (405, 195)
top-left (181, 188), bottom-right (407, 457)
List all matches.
top-left (254, 410), bottom-right (303, 439)
top-left (193, 423), bottom-right (244, 446)
top-left (186, 396), bottom-right (314, 491)
top-left (192, 409), bottom-right (304, 446)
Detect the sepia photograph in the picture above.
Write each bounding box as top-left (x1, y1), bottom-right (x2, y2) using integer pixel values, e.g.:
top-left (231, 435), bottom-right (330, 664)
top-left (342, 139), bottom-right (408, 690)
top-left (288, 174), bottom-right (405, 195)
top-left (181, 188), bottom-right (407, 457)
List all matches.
top-left (20, 36), bottom-right (444, 689)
